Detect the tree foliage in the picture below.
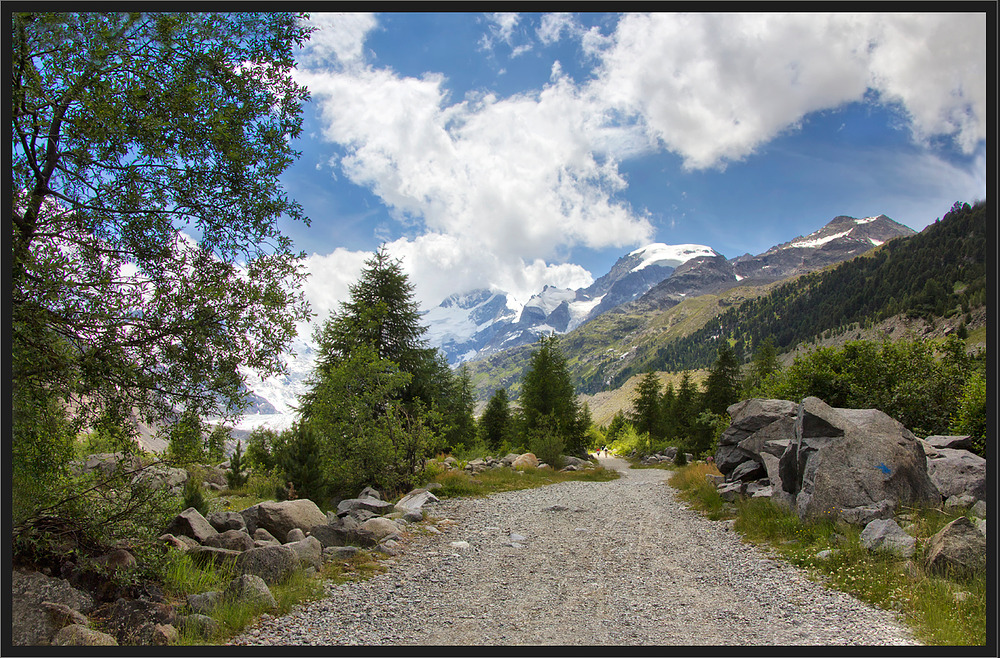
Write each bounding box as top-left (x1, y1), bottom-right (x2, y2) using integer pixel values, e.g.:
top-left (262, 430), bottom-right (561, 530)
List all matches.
top-left (11, 12), bottom-right (313, 477)
top-left (519, 336), bottom-right (587, 456)
top-left (629, 371), bottom-right (663, 441)
top-left (478, 388), bottom-right (513, 452)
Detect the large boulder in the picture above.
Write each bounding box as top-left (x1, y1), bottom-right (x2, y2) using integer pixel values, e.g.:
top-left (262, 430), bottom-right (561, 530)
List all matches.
top-left (924, 435), bottom-right (975, 451)
top-left (736, 416), bottom-right (796, 459)
top-left (243, 500), bottom-right (327, 541)
top-left (234, 544), bottom-right (298, 584)
top-left (924, 516), bottom-right (987, 579)
top-left (286, 537), bottom-right (323, 570)
top-left (206, 511), bottom-right (247, 533)
top-left (202, 529), bottom-right (255, 553)
top-left (308, 524), bottom-right (349, 548)
top-left (925, 448), bottom-right (986, 502)
top-left (512, 453), bottom-right (539, 470)
top-left (860, 519), bottom-right (916, 557)
top-left (791, 398), bottom-right (940, 522)
top-left (11, 570), bottom-right (95, 646)
top-left (224, 574), bottom-right (277, 611)
top-left (359, 517), bottom-right (402, 542)
top-left (714, 444), bottom-right (756, 475)
top-left (726, 399), bottom-right (798, 432)
top-left (395, 489), bottom-right (439, 513)
top-left (164, 507), bottom-right (218, 544)
top-left (336, 497), bottom-right (395, 516)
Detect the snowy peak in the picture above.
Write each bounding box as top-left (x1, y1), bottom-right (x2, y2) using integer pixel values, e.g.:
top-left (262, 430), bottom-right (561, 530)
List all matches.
top-left (627, 243), bottom-right (718, 272)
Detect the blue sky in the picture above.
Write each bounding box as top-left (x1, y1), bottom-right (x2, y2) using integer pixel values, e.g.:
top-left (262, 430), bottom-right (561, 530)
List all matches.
top-left (278, 12), bottom-right (987, 319)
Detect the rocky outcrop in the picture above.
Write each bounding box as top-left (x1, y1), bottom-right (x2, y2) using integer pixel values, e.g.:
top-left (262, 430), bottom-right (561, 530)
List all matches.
top-left (164, 507), bottom-right (218, 544)
top-left (924, 448), bottom-right (986, 502)
top-left (924, 516), bottom-right (987, 579)
top-left (11, 570), bottom-right (95, 646)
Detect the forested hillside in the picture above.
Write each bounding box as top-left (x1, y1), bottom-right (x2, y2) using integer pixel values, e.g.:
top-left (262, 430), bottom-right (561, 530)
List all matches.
top-left (611, 200), bottom-right (987, 388)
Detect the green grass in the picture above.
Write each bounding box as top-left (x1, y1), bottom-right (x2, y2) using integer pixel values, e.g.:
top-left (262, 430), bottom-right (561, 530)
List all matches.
top-left (426, 463), bottom-right (619, 499)
top-left (669, 463), bottom-right (987, 646)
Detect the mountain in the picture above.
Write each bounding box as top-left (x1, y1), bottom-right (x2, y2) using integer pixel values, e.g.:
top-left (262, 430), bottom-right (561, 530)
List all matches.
top-left (423, 243), bottom-right (717, 365)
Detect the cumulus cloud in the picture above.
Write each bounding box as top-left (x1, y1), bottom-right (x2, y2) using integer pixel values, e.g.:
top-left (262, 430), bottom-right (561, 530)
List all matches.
top-left (294, 12), bottom-right (986, 312)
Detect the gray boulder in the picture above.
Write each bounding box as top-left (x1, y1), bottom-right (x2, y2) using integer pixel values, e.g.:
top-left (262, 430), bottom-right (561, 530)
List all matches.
top-left (202, 529), bottom-right (255, 552)
top-left (792, 399), bottom-right (940, 522)
top-left (165, 507), bottom-right (218, 544)
top-left (253, 528), bottom-right (279, 544)
top-left (395, 489), bottom-right (439, 513)
top-left (358, 486), bottom-right (382, 500)
top-left (158, 533), bottom-right (199, 552)
top-left (860, 519), bottom-right (916, 557)
top-left (924, 435), bottom-right (974, 451)
top-left (224, 574), bottom-right (277, 611)
top-left (323, 546), bottom-right (361, 561)
top-left (245, 500), bottom-right (328, 541)
top-left (51, 625), bottom-right (118, 646)
top-left (309, 524), bottom-right (348, 548)
top-left (72, 452), bottom-right (143, 478)
top-left (234, 544), bottom-right (298, 584)
top-left (729, 459), bottom-right (766, 482)
top-left (11, 570), bottom-right (95, 646)
top-left (286, 528), bottom-right (306, 543)
top-left (132, 464), bottom-right (189, 493)
top-left (103, 598), bottom-right (176, 646)
top-left (360, 517), bottom-right (402, 542)
top-left (179, 613), bottom-right (221, 640)
top-left (186, 590), bottom-right (223, 615)
top-left (714, 444), bottom-right (756, 475)
top-left (925, 448), bottom-right (986, 502)
top-left (286, 536), bottom-right (323, 570)
top-left (737, 416), bottom-right (796, 459)
top-left (924, 516), bottom-right (987, 578)
top-left (206, 511), bottom-right (247, 533)
top-left (187, 546), bottom-right (241, 569)
top-left (839, 499), bottom-right (895, 526)
top-left (336, 496), bottom-right (395, 516)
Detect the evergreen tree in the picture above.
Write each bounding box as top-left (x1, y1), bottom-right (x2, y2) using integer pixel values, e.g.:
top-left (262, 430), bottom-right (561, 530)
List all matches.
top-left (479, 388), bottom-right (512, 452)
top-left (226, 440), bottom-right (249, 490)
top-left (279, 423), bottom-right (328, 503)
top-left (207, 424), bottom-right (230, 463)
top-left (672, 371), bottom-right (700, 445)
top-left (660, 382), bottom-right (678, 440)
top-left (702, 344), bottom-right (743, 415)
top-left (745, 336), bottom-right (781, 395)
top-left (630, 371), bottom-right (663, 441)
top-left (519, 336), bottom-right (584, 455)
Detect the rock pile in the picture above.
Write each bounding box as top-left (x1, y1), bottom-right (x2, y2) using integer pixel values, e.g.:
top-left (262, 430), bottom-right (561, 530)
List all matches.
top-left (435, 452), bottom-right (597, 473)
top-left (711, 397), bottom-right (987, 565)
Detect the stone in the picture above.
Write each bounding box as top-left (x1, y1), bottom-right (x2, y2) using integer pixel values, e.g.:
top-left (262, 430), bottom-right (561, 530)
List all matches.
top-left (512, 453), bottom-right (539, 470)
top-left (926, 448), bottom-right (986, 502)
top-left (705, 474), bottom-right (725, 486)
top-left (309, 524), bottom-right (349, 548)
top-left (164, 507), bottom-right (218, 544)
top-left (793, 399), bottom-right (940, 522)
top-left (41, 601), bottom-right (89, 629)
top-left (729, 459), bottom-right (766, 482)
top-left (187, 545), bottom-right (241, 569)
top-left (747, 483), bottom-right (772, 498)
top-left (970, 500), bottom-right (986, 518)
top-left (717, 481), bottom-right (744, 502)
top-left (234, 544), bottom-right (298, 584)
top-left (72, 452), bottom-right (143, 478)
top-left (11, 570), bottom-right (95, 646)
top-left (860, 519), bottom-right (916, 558)
top-left (94, 548), bottom-right (137, 574)
top-left (360, 517), bottom-right (402, 542)
top-left (224, 574), bottom-right (277, 611)
top-left (186, 590), bottom-right (223, 615)
top-left (839, 499), bottom-right (896, 526)
top-left (449, 541), bottom-right (472, 551)
top-left (286, 536), bottom-right (323, 570)
top-left (253, 527), bottom-right (279, 544)
top-left (924, 435), bottom-right (974, 451)
top-left (132, 464), bottom-right (189, 493)
top-left (944, 494), bottom-right (978, 511)
top-left (727, 398), bottom-right (798, 430)
top-left (737, 417), bottom-right (796, 458)
top-left (244, 500), bottom-right (328, 541)
top-left (206, 511), bottom-right (247, 533)
top-left (142, 623), bottom-right (179, 646)
top-left (395, 489), bottom-right (440, 513)
top-left (358, 486), bottom-right (382, 500)
top-left (158, 533), bottom-right (198, 552)
top-left (402, 509), bottom-right (424, 523)
top-left (179, 613), bottom-right (220, 640)
top-left (815, 549), bottom-right (841, 560)
top-left (286, 528), bottom-right (306, 543)
top-left (924, 516), bottom-right (987, 578)
top-left (501, 453), bottom-right (521, 466)
top-left (336, 497), bottom-right (395, 516)
top-left (714, 444), bottom-right (756, 475)
top-left (104, 598), bottom-right (177, 645)
top-left (323, 546), bottom-right (361, 561)
top-left (561, 455), bottom-right (591, 468)
top-left (51, 625), bottom-right (118, 646)
top-left (203, 529), bottom-right (255, 553)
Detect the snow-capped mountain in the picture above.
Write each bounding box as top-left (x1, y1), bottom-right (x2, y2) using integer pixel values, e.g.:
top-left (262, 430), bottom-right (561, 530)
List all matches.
top-left (424, 242), bottom-right (716, 365)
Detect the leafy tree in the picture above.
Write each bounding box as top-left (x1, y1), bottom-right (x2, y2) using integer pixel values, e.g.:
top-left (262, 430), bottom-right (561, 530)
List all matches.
top-left (166, 409), bottom-right (205, 464)
top-left (207, 424), bottom-right (231, 463)
top-left (951, 369), bottom-right (986, 456)
top-left (630, 371), bottom-right (664, 441)
top-left (11, 12), bottom-right (312, 478)
top-left (479, 388), bottom-right (513, 452)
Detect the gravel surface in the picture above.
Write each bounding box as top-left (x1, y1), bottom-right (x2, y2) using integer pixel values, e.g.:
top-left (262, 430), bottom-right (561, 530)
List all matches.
top-left (228, 458), bottom-right (920, 646)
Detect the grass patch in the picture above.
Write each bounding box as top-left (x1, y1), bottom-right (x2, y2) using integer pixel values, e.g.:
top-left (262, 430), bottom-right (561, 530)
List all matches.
top-left (668, 463), bottom-right (987, 646)
top-left (427, 464), bottom-right (619, 499)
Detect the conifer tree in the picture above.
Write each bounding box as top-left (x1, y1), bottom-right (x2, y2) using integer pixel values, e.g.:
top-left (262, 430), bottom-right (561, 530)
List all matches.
top-left (630, 371), bottom-right (663, 441)
top-left (702, 344), bottom-right (742, 415)
top-left (479, 388), bottom-right (512, 452)
top-left (519, 336), bottom-right (584, 455)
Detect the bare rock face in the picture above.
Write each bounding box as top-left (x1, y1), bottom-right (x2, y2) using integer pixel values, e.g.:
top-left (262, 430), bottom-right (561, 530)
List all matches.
top-left (924, 516), bottom-right (987, 579)
top-left (925, 448), bottom-right (986, 502)
top-left (792, 398), bottom-right (940, 522)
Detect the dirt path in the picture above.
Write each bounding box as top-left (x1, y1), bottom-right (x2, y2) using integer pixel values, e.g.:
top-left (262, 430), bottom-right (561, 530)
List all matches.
top-left (231, 458), bottom-right (919, 646)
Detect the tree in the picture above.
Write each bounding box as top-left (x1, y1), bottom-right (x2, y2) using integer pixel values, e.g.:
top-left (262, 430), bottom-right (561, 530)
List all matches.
top-left (519, 336), bottom-right (584, 455)
top-left (744, 336), bottom-right (780, 395)
top-left (702, 344), bottom-right (742, 415)
top-left (226, 440), bottom-right (249, 490)
top-left (11, 12), bottom-right (313, 477)
top-left (207, 424), bottom-right (231, 463)
top-left (629, 371), bottom-right (663, 441)
top-left (671, 371), bottom-right (700, 443)
top-left (479, 388), bottom-right (512, 452)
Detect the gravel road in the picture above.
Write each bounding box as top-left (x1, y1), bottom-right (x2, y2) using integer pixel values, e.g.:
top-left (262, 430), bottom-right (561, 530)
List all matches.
top-left (228, 458), bottom-right (920, 646)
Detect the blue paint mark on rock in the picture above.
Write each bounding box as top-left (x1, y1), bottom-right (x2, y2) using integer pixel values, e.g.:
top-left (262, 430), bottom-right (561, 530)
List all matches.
top-left (877, 462), bottom-right (891, 475)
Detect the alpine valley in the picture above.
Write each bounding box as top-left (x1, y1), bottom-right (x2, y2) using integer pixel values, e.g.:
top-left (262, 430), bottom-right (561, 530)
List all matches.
top-left (229, 212), bottom-right (917, 434)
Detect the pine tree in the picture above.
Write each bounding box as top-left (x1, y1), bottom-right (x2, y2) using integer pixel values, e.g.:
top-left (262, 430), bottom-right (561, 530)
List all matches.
top-left (745, 336), bottom-right (781, 395)
top-left (479, 388), bottom-right (512, 452)
top-left (630, 371), bottom-right (663, 441)
top-left (226, 440), bottom-right (249, 490)
top-left (519, 336), bottom-right (583, 455)
top-left (702, 344), bottom-right (742, 415)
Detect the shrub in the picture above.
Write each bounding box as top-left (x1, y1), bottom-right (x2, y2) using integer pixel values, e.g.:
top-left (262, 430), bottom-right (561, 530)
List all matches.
top-left (182, 478), bottom-right (209, 516)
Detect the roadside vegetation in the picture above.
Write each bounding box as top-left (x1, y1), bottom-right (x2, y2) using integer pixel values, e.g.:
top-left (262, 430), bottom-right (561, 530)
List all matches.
top-left (668, 462), bottom-right (986, 646)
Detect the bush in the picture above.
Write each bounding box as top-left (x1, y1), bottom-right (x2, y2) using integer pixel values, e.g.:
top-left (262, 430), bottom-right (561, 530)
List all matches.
top-left (528, 417), bottom-right (564, 469)
top-left (182, 478), bottom-right (209, 516)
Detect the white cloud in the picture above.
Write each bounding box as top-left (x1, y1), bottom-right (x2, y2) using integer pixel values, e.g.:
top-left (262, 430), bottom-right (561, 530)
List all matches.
top-left (537, 13), bottom-right (577, 45)
top-left (300, 248), bottom-right (370, 321)
top-left (297, 12), bottom-right (377, 68)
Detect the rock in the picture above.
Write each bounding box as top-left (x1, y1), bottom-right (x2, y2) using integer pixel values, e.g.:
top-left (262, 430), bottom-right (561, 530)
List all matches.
top-left (793, 399), bottom-right (940, 522)
top-left (944, 494), bottom-right (978, 511)
top-left (104, 598), bottom-right (176, 645)
top-left (186, 590), bottom-right (223, 615)
top-left (512, 453), bottom-right (539, 470)
top-left (759, 452), bottom-right (794, 511)
top-left (336, 497), bottom-right (395, 516)
top-left (449, 541), bottom-right (472, 552)
top-left (561, 455), bottom-right (591, 468)
top-left (323, 546), bottom-right (361, 561)
top-left (402, 509), bottom-right (424, 523)
top-left (717, 481), bottom-right (744, 502)
top-left (309, 524), bottom-right (349, 548)
top-left (360, 517), bottom-right (402, 542)
top-left (705, 473), bottom-right (725, 486)
top-left (51, 625), bottom-right (118, 646)
top-left (286, 536), bottom-right (323, 570)
top-left (206, 511), bottom-right (247, 533)
top-left (747, 483), bottom-right (772, 498)
top-left (926, 448), bottom-right (986, 502)
top-left (501, 453), bottom-right (520, 466)
top-left (729, 459), bottom-right (766, 482)
top-left (71, 452), bottom-right (143, 478)
top-left (815, 549), bottom-right (841, 560)
top-left (203, 529), bottom-right (255, 552)
top-left (924, 435), bottom-right (974, 450)
top-left (132, 464), bottom-right (189, 493)
top-left (253, 528), bottom-right (279, 544)
top-left (975, 518), bottom-right (986, 536)
top-left (737, 417), bottom-right (796, 458)
top-left (234, 544), bottom-right (298, 584)
top-left (179, 613), bottom-right (220, 640)
top-left (245, 500), bottom-right (328, 541)
top-left (141, 623), bottom-right (179, 646)
top-left (970, 500), bottom-right (986, 518)
top-left (395, 489), bottom-right (439, 513)
top-left (158, 533), bottom-right (199, 552)
top-left (11, 570), bottom-right (95, 646)
top-left (187, 545), bottom-right (241, 569)
top-left (286, 528), bottom-right (306, 543)
top-left (924, 516), bottom-right (987, 578)
top-left (860, 519), bottom-right (916, 558)
top-left (714, 444), bottom-right (756, 475)
top-left (358, 486), bottom-right (382, 500)
top-left (224, 574), bottom-right (277, 611)
top-left (41, 601), bottom-right (89, 629)
top-left (164, 507), bottom-right (218, 544)
top-left (839, 499), bottom-right (896, 526)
